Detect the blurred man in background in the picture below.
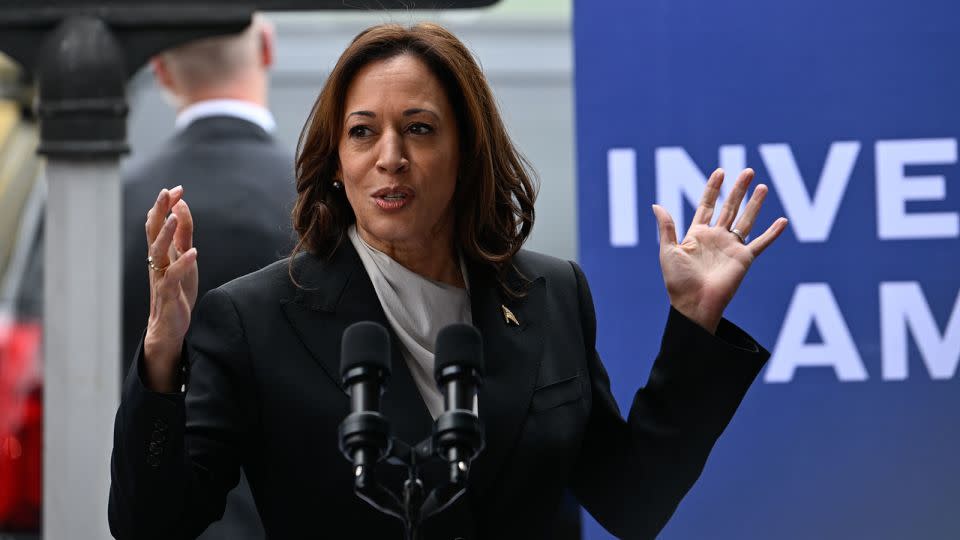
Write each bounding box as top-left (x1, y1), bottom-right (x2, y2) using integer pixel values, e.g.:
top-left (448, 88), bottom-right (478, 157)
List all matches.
top-left (121, 14), bottom-right (295, 540)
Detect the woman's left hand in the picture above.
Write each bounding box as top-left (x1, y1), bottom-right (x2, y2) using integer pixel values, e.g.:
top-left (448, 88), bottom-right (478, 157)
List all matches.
top-left (653, 168), bottom-right (788, 334)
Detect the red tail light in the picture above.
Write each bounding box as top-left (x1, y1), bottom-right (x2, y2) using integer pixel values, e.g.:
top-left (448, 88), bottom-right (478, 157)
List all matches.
top-left (0, 318), bottom-right (42, 532)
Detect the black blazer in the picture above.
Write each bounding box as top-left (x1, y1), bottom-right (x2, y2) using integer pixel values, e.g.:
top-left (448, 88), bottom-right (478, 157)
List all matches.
top-left (109, 243), bottom-right (768, 540)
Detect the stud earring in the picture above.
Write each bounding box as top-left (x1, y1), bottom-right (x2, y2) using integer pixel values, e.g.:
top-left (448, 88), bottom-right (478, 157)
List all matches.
top-left (332, 180), bottom-right (342, 189)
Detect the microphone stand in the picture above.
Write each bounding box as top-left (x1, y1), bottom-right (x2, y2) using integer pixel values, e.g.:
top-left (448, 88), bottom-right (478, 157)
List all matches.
top-left (340, 416), bottom-right (482, 540)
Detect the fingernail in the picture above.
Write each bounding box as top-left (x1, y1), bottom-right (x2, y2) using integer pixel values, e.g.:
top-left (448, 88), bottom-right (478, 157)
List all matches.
top-left (157, 189), bottom-right (166, 202)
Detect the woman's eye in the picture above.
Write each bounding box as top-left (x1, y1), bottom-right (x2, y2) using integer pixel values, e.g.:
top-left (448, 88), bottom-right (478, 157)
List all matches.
top-left (348, 125), bottom-right (372, 138)
top-left (408, 123), bottom-right (433, 135)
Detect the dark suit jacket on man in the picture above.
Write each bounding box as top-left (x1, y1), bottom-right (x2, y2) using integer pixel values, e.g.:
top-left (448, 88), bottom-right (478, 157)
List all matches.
top-left (110, 243), bottom-right (769, 540)
top-left (121, 115), bottom-right (295, 540)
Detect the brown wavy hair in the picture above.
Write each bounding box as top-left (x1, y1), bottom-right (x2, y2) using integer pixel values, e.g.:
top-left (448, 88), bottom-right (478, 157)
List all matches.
top-left (291, 23), bottom-right (538, 296)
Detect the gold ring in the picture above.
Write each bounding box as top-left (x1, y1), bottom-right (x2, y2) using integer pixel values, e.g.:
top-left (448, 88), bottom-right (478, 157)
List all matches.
top-left (730, 228), bottom-right (746, 244)
top-left (147, 255), bottom-right (168, 273)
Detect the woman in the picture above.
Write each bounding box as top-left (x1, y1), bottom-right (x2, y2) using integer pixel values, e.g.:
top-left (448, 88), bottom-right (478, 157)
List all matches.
top-left (109, 23), bottom-right (787, 540)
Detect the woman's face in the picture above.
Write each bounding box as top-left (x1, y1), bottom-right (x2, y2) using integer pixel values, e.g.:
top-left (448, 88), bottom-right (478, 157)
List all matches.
top-left (337, 54), bottom-right (460, 253)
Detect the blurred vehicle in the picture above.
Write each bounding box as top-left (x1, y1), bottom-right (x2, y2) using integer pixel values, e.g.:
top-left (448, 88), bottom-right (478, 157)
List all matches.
top-left (0, 53), bottom-right (43, 540)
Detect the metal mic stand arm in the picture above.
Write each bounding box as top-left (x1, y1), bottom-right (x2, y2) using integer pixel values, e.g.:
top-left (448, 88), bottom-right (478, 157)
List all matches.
top-left (419, 480), bottom-right (467, 523)
top-left (359, 438), bottom-right (427, 540)
top-left (395, 433), bottom-right (478, 538)
top-left (374, 435), bottom-right (471, 540)
top-left (354, 484), bottom-right (408, 533)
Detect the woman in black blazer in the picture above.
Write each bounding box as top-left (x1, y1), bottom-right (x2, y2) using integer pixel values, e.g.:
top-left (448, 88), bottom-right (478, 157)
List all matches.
top-left (109, 23), bottom-right (787, 540)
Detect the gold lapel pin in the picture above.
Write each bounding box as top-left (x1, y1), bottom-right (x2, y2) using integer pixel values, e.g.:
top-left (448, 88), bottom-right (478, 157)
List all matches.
top-left (501, 305), bottom-right (520, 326)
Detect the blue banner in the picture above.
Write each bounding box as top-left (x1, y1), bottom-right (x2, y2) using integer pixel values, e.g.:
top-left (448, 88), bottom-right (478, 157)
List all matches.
top-left (573, 1), bottom-right (960, 538)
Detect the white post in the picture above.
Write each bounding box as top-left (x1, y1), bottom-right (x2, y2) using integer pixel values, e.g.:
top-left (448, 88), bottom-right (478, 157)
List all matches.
top-left (43, 159), bottom-right (120, 539)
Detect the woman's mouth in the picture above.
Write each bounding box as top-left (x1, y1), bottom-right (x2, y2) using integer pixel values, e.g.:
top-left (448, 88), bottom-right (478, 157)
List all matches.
top-left (372, 187), bottom-right (414, 211)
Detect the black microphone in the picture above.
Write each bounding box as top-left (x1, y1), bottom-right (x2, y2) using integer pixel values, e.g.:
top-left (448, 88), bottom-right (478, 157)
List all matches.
top-left (338, 321), bottom-right (392, 488)
top-left (433, 324), bottom-right (484, 485)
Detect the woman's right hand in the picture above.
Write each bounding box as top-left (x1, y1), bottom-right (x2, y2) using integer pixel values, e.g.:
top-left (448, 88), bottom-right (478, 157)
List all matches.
top-left (142, 186), bottom-right (199, 393)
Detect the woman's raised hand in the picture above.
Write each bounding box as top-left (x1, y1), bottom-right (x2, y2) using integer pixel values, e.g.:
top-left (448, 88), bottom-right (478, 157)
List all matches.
top-left (142, 186), bottom-right (198, 392)
top-left (652, 168), bottom-right (788, 334)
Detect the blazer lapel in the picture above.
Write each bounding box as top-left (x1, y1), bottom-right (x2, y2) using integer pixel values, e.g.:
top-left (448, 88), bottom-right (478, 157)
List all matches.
top-left (468, 264), bottom-right (545, 498)
top-left (280, 245), bottom-right (434, 446)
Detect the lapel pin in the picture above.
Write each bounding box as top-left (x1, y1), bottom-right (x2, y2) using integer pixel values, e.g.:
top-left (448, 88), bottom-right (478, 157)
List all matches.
top-left (501, 305), bottom-right (520, 326)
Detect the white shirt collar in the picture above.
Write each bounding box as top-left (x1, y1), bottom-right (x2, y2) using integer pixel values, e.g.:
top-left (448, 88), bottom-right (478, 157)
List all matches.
top-left (174, 99), bottom-right (276, 133)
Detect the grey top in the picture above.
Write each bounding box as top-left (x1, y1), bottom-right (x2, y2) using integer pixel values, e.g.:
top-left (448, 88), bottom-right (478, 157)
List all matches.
top-left (348, 225), bottom-right (471, 418)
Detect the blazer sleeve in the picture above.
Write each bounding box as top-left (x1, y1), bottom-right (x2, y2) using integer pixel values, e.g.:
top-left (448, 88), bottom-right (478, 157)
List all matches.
top-left (567, 261), bottom-right (769, 540)
top-left (109, 287), bottom-right (257, 540)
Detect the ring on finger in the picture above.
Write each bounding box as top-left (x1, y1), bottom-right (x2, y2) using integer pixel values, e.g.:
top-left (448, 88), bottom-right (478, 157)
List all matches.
top-left (729, 228), bottom-right (746, 244)
top-left (147, 255), bottom-right (169, 273)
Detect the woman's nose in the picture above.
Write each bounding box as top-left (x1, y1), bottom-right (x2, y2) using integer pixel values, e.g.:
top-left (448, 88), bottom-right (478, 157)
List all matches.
top-left (375, 131), bottom-right (409, 174)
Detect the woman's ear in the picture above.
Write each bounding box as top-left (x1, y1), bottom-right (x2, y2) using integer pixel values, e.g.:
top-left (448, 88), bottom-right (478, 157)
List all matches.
top-left (331, 166), bottom-right (343, 189)
top-left (334, 159), bottom-right (343, 184)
